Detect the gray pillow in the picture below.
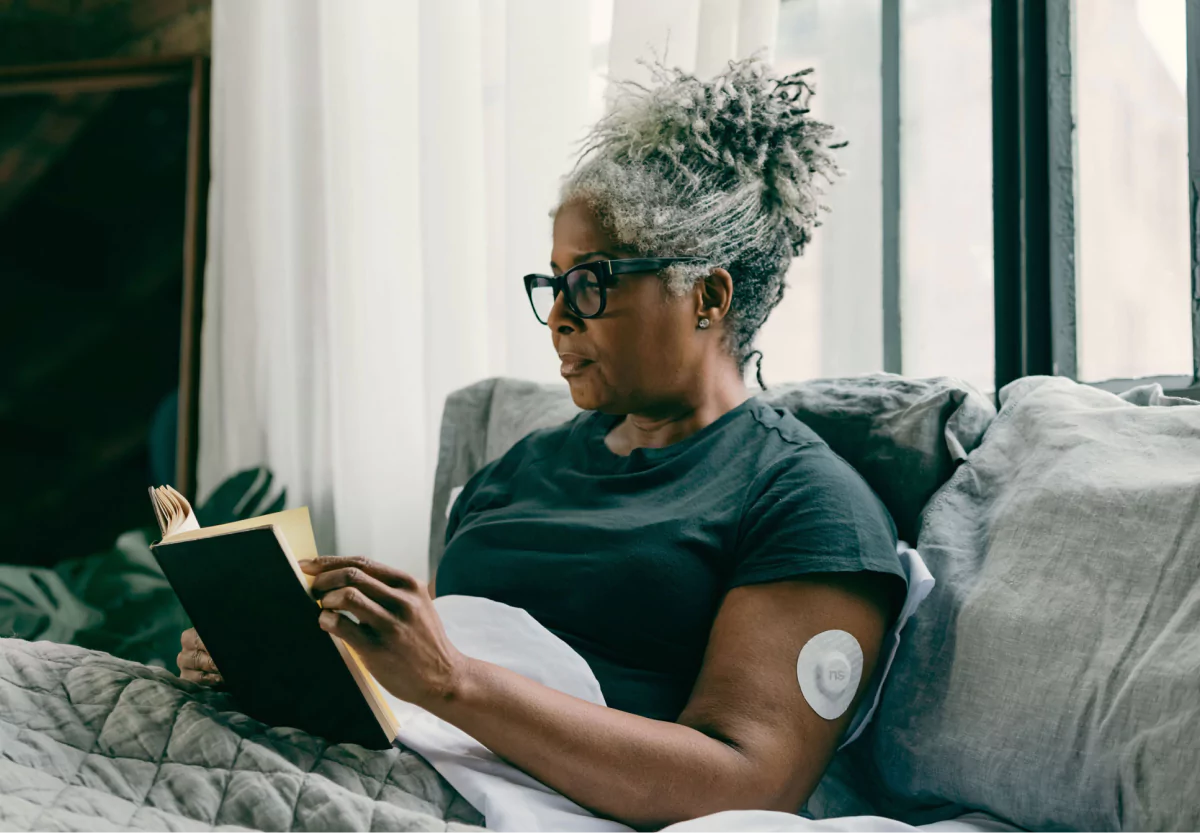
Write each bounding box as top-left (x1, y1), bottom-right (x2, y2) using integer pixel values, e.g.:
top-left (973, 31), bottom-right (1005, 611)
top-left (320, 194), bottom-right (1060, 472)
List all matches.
top-left (870, 376), bottom-right (1200, 830)
top-left (428, 374), bottom-right (995, 576)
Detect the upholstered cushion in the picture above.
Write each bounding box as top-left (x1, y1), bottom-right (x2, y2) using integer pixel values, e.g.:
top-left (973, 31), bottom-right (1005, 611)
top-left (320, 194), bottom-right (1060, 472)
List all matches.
top-left (428, 374), bottom-right (995, 576)
top-left (870, 376), bottom-right (1200, 830)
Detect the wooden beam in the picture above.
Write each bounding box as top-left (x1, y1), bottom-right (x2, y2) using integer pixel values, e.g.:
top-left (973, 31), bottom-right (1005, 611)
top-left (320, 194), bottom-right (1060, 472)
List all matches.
top-left (0, 56), bottom-right (195, 97)
top-left (0, 73), bottom-right (191, 97)
top-left (0, 55), bottom-right (200, 83)
top-left (176, 56), bottom-right (211, 503)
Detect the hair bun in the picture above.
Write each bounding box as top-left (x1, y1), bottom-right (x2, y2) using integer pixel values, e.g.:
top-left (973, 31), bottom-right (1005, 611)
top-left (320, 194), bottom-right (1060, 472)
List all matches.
top-left (584, 57), bottom-right (843, 255)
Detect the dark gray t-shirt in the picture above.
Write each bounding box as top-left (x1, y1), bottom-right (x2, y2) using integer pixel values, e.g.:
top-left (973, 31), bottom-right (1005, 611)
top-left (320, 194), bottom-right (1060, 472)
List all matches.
top-left (436, 397), bottom-right (904, 721)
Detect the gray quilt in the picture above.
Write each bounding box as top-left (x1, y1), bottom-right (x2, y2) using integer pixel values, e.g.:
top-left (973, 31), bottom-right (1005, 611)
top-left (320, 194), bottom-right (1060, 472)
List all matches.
top-left (0, 639), bottom-right (484, 831)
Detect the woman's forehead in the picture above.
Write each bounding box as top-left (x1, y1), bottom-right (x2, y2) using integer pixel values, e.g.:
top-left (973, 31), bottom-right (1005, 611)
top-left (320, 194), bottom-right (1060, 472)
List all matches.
top-left (551, 201), bottom-right (626, 267)
top-left (553, 201), bottom-right (609, 245)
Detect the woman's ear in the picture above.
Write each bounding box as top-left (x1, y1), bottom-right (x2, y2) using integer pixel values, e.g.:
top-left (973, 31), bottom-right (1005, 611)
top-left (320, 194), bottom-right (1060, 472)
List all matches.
top-left (696, 268), bottom-right (734, 324)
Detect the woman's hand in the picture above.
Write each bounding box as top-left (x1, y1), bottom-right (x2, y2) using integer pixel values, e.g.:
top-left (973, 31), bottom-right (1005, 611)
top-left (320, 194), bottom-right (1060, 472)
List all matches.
top-left (301, 556), bottom-right (468, 710)
top-left (178, 627), bottom-right (224, 686)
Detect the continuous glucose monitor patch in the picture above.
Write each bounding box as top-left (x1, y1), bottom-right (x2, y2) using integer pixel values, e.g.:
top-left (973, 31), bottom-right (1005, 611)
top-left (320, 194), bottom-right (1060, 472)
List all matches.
top-left (797, 630), bottom-right (863, 720)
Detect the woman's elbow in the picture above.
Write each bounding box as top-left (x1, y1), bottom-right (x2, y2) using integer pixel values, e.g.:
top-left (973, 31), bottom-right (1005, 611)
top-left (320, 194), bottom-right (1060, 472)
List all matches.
top-left (617, 761), bottom-right (803, 830)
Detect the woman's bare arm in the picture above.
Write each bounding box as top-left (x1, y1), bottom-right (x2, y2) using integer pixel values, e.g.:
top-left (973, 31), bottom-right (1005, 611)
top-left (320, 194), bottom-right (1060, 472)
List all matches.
top-left (306, 557), bottom-right (893, 830)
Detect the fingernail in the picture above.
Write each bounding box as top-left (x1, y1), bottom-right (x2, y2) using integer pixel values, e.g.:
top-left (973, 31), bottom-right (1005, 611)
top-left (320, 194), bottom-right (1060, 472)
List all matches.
top-left (301, 560), bottom-right (319, 572)
top-left (319, 610), bottom-right (337, 629)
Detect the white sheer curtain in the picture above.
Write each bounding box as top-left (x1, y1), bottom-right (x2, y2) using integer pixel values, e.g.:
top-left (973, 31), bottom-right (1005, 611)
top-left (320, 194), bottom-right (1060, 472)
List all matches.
top-left (608, 0), bottom-right (779, 85)
top-left (198, 0), bottom-right (779, 576)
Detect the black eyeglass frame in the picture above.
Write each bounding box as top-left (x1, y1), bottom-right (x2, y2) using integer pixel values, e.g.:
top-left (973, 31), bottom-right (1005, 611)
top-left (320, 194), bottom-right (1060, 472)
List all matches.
top-left (523, 257), bottom-right (705, 324)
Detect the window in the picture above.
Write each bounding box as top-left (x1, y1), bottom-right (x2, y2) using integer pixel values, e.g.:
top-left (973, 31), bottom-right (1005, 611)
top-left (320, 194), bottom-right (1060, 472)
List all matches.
top-left (770, 0), bottom-right (995, 393)
top-left (900, 0), bottom-right (994, 395)
top-left (774, 0), bottom-right (1199, 397)
top-left (1075, 0), bottom-right (1192, 382)
top-left (764, 0), bottom-right (884, 383)
top-left (589, 0), bottom-right (1200, 396)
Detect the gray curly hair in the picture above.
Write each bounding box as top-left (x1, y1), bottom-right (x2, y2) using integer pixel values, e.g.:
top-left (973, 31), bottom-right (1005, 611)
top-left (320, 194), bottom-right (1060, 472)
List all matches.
top-left (557, 58), bottom-right (843, 385)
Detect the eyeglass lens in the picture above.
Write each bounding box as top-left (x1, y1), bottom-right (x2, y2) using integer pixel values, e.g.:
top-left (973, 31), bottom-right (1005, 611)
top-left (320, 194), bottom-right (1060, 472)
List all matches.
top-left (529, 279), bottom-right (556, 323)
top-left (529, 267), bottom-right (604, 324)
top-left (566, 268), bottom-right (602, 316)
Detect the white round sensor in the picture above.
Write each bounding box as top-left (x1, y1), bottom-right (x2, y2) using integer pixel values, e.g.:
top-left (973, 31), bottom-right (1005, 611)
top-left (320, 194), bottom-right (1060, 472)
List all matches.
top-left (797, 630), bottom-right (863, 720)
top-left (817, 653), bottom-right (851, 696)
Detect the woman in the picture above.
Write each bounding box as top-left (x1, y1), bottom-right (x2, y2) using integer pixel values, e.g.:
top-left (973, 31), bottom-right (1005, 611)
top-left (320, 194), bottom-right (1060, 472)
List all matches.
top-left (179, 60), bottom-right (906, 829)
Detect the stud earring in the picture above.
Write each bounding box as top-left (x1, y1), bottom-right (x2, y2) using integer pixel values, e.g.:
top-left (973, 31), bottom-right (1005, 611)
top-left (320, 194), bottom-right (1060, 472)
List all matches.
top-left (698, 318), bottom-right (711, 330)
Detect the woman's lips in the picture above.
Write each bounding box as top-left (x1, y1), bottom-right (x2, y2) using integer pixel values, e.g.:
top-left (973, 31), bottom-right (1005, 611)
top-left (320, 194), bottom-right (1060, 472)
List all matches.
top-left (559, 355), bottom-right (594, 377)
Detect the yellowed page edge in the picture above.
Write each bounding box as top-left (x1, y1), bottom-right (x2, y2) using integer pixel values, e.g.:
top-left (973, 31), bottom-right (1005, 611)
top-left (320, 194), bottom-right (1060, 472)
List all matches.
top-left (330, 639), bottom-right (401, 739)
top-left (266, 526), bottom-right (398, 735)
top-left (164, 508), bottom-right (317, 559)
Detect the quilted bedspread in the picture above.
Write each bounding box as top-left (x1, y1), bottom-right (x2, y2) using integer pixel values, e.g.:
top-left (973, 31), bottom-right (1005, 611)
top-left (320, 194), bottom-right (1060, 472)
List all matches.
top-left (0, 639), bottom-right (485, 831)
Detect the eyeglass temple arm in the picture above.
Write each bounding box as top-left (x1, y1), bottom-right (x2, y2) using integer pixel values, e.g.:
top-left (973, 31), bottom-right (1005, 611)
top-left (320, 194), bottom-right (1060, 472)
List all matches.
top-left (606, 257), bottom-right (705, 276)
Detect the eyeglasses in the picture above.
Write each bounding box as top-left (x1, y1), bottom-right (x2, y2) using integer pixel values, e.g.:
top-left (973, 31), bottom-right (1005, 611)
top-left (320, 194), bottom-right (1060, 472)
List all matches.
top-left (523, 258), bottom-right (704, 325)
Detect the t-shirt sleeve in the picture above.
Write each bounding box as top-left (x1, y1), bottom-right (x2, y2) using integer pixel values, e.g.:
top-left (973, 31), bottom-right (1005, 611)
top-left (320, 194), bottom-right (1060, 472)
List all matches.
top-left (731, 448), bottom-right (903, 590)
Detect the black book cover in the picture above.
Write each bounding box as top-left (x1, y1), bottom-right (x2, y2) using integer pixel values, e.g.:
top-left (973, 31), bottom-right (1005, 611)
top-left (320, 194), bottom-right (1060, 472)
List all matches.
top-left (152, 526), bottom-right (393, 749)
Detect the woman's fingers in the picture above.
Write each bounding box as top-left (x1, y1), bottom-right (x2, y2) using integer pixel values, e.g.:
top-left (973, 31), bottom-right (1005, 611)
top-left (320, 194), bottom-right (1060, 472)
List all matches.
top-left (318, 585), bottom-right (395, 634)
top-left (181, 627), bottom-right (204, 652)
top-left (308, 565), bottom-right (417, 616)
top-left (178, 628), bottom-right (220, 677)
top-left (274, 557), bottom-right (432, 651)
top-left (178, 667), bottom-right (224, 686)
top-left (302, 556), bottom-right (418, 590)
top-left (192, 648), bottom-right (219, 673)
top-left (177, 646), bottom-right (222, 677)
top-left (177, 646), bottom-right (219, 672)
top-left (180, 668), bottom-right (225, 686)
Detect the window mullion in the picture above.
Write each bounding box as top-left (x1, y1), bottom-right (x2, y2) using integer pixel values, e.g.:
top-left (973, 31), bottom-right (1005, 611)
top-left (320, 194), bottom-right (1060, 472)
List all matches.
top-left (1188, 0), bottom-right (1200, 385)
top-left (882, 0), bottom-right (902, 375)
top-left (993, 0), bottom-right (1062, 393)
top-left (1046, 0), bottom-right (1077, 380)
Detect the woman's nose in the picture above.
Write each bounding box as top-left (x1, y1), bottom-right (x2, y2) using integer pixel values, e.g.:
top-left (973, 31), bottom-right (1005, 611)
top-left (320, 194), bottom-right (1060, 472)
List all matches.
top-left (546, 289), bottom-right (578, 334)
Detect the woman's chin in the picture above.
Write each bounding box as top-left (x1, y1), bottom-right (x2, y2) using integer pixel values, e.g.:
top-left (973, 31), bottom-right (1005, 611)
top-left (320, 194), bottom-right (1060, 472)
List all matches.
top-left (565, 377), bottom-right (606, 411)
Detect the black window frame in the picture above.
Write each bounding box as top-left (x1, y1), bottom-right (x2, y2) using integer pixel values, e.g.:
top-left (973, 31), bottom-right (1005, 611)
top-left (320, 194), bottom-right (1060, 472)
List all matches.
top-left (989, 0), bottom-right (1200, 401)
top-left (866, 0), bottom-right (1200, 400)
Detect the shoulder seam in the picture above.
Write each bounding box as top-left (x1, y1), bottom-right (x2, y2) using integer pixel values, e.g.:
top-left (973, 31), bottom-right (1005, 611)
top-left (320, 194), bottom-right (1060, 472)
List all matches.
top-left (748, 403), bottom-right (823, 451)
top-left (733, 441), bottom-right (811, 550)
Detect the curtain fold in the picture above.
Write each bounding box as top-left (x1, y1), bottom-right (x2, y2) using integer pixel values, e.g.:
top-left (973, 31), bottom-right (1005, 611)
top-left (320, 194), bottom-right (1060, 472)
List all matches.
top-left (609, 0), bottom-right (779, 89)
top-left (201, 0), bottom-right (427, 563)
top-left (199, 0), bottom-right (780, 576)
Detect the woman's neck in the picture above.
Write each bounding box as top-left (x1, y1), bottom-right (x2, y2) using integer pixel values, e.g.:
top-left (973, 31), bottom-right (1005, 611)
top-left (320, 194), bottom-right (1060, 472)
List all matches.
top-left (605, 365), bottom-right (750, 456)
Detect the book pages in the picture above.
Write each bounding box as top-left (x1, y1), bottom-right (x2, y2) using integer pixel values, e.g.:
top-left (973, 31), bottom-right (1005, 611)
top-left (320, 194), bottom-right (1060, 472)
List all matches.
top-left (148, 485), bottom-right (201, 539)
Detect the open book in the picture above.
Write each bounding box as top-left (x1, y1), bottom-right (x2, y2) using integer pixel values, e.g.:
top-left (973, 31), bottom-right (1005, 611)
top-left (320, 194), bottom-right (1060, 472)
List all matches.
top-left (148, 485), bottom-right (399, 749)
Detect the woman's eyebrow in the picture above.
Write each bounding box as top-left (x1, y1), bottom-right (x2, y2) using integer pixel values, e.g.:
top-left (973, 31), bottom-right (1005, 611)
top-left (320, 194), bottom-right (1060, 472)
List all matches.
top-left (575, 250), bottom-right (617, 264)
top-left (549, 251), bottom-right (618, 272)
